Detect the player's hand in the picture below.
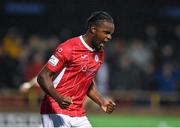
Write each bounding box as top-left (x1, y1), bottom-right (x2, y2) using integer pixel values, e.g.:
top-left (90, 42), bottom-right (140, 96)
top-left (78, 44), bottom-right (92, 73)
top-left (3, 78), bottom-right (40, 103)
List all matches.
top-left (101, 99), bottom-right (116, 114)
top-left (58, 96), bottom-right (72, 109)
top-left (19, 82), bottom-right (32, 93)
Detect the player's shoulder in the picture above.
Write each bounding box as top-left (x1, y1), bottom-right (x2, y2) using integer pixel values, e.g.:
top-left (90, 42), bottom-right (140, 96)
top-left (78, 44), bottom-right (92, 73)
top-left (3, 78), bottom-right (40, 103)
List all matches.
top-left (68, 36), bottom-right (80, 43)
top-left (58, 36), bottom-right (80, 48)
top-left (54, 36), bottom-right (80, 53)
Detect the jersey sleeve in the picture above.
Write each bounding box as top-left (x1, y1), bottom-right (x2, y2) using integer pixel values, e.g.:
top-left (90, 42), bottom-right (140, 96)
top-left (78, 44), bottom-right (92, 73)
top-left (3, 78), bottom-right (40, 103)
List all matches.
top-left (45, 42), bottom-right (72, 72)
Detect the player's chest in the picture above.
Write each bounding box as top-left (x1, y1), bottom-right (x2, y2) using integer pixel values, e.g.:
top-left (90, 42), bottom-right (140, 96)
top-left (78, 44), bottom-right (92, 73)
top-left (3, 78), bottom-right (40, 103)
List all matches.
top-left (70, 51), bottom-right (103, 74)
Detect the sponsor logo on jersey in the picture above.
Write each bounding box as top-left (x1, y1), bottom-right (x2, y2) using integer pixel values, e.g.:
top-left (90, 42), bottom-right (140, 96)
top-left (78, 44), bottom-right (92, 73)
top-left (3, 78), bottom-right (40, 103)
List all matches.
top-left (48, 55), bottom-right (59, 66)
top-left (81, 54), bottom-right (88, 59)
top-left (81, 65), bottom-right (87, 72)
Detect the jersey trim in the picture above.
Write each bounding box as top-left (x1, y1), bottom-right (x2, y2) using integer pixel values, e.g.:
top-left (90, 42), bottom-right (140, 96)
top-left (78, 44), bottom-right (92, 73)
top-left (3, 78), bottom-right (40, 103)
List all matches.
top-left (53, 67), bottom-right (66, 88)
top-left (79, 36), bottom-right (94, 52)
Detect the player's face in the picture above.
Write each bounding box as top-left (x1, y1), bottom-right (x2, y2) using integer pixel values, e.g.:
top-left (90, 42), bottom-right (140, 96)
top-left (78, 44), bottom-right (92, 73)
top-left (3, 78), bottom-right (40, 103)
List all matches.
top-left (92, 21), bottom-right (114, 51)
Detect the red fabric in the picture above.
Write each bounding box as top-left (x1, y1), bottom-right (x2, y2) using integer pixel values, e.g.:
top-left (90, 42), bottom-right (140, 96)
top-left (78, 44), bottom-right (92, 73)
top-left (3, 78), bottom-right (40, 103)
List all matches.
top-left (41, 36), bottom-right (104, 116)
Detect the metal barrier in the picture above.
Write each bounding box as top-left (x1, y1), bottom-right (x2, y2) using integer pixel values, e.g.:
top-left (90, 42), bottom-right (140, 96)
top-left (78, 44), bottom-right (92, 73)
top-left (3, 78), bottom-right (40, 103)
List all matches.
top-left (0, 112), bottom-right (41, 127)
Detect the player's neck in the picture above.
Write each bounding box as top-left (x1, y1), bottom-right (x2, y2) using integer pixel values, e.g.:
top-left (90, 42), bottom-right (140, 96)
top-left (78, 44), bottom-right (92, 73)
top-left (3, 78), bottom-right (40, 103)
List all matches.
top-left (82, 34), bottom-right (94, 49)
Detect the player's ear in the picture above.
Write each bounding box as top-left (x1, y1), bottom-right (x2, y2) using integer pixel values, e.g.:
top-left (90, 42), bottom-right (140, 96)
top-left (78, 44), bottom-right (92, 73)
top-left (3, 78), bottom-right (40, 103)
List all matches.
top-left (90, 25), bottom-right (96, 34)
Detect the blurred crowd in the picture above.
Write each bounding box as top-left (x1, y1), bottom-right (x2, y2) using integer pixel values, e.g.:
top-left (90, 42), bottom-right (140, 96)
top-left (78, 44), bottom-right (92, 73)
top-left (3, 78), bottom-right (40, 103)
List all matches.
top-left (105, 24), bottom-right (180, 94)
top-left (0, 27), bottom-right (59, 89)
top-left (0, 25), bottom-right (179, 95)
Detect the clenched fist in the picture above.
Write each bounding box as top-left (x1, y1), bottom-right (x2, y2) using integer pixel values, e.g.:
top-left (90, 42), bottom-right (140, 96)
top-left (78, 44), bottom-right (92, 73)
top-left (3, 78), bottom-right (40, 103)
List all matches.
top-left (57, 96), bottom-right (72, 109)
top-left (101, 98), bottom-right (116, 114)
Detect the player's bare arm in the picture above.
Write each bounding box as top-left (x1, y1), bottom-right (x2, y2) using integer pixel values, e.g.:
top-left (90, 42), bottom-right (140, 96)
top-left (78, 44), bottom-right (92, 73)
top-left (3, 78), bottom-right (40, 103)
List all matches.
top-left (37, 67), bottom-right (72, 109)
top-left (87, 80), bottom-right (116, 114)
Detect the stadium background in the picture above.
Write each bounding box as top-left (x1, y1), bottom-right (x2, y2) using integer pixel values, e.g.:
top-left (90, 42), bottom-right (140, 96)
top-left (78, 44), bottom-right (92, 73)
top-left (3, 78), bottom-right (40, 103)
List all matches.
top-left (0, 0), bottom-right (180, 127)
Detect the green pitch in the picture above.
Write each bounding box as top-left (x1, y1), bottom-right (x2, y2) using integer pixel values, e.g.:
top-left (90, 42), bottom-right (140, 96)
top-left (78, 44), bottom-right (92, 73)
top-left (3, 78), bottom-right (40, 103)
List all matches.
top-left (88, 114), bottom-right (180, 127)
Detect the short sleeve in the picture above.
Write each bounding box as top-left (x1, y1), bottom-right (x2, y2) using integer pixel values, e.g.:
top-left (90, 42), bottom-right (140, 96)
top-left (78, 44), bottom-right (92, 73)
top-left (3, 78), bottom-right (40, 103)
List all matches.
top-left (46, 42), bottom-right (72, 72)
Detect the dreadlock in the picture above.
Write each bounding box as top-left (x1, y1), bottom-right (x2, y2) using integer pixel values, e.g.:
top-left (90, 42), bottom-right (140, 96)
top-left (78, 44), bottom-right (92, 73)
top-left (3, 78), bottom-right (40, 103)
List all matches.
top-left (87, 11), bottom-right (114, 29)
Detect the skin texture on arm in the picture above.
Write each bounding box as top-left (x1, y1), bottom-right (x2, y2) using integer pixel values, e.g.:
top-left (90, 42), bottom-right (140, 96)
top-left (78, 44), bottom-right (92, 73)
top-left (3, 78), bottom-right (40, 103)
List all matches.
top-left (87, 80), bottom-right (116, 114)
top-left (37, 67), bottom-right (72, 109)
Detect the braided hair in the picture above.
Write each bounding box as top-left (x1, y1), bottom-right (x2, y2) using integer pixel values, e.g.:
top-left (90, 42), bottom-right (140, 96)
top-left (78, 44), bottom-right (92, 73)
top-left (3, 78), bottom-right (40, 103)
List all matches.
top-left (87, 11), bottom-right (114, 29)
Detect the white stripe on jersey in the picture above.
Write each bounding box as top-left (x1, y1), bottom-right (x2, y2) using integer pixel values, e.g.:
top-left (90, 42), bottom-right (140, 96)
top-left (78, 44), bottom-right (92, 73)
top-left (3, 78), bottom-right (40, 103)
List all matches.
top-left (53, 67), bottom-right (66, 88)
top-left (80, 36), bottom-right (94, 52)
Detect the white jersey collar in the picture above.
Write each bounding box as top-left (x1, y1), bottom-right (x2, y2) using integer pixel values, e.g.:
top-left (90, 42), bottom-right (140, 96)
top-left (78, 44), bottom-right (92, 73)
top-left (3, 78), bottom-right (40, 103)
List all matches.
top-left (80, 35), bottom-right (94, 52)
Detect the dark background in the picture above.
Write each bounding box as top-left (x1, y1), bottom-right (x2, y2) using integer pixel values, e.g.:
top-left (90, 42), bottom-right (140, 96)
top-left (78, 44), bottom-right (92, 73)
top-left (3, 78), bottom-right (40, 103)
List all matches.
top-left (0, 0), bottom-right (180, 37)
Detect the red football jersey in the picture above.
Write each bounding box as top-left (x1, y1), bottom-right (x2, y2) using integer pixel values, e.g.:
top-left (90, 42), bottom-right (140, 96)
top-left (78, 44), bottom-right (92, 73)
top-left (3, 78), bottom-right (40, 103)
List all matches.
top-left (40, 36), bottom-right (104, 116)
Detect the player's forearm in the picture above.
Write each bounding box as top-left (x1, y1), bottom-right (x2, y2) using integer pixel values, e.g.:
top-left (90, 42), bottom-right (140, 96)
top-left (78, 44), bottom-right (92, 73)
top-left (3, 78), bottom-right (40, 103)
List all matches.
top-left (87, 81), bottom-right (105, 107)
top-left (37, 68), bottom-right (62, 102)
